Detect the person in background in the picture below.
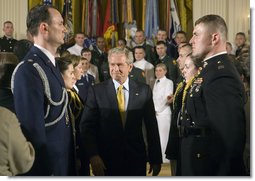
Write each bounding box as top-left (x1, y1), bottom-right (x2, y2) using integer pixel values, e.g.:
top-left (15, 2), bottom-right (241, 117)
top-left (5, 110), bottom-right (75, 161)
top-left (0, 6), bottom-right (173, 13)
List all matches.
top-left (76, 56), bottom-right (95, 103)
top-left (131, 29), bottom-right (156, 65)
top-left (174, 31), bottom-right (187, 48)
top-left (81, 48), bottom-right (99, 83)
top-left (175, 43), bottom-right (192, 84)
top-left (155, 41), bottom-right (178, 88)
top-left (0, 52), bottom-right (19, 113)
top-left (0, 106), bottom-right (35, 176)
top-left (183, 14), bottom-right (246, 176)
top-left (152, 63), bottom-right (173, 163)
top-left (117, 38), bottom-right (132, 52)
top-left (12, 4), bottom-right (72, 175)
top-left (67, 32), bottom-right (85, 56)
top-left (133, 46), bottom-right (155, 89)
top-left (0, 21), bottom-right (17, 52)
top-left (155, 29), bottom-right (177, 59)
top-left (91, 36), bottom-right (109, 82)
top-left (171, 31), bottom-right (187, 59)
top-left (226, 42), bottom-right (234, 55)
top-left (128, 66), bottom-right (146, 84)
top-left (0, 52), bottom-right (35, 176)
top-left (13, 39), bottom-right (33, 61)
top-left (80, 47), bottom-right (162, 176)
top-left (234, 32), bottom-right (247, 57)
top-left (225, 42), bottom-right (236, 65)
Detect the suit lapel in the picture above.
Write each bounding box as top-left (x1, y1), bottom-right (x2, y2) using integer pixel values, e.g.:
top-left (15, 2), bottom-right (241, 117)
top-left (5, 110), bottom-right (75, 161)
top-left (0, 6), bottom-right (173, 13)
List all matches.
top-left (106, 79), bottom-right (119, 110)
top-left (127, 79), bottom-right (138, 112)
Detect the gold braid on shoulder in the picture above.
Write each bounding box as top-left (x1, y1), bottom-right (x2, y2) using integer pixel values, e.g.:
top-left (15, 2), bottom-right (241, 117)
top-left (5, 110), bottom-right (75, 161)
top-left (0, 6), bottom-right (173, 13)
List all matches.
top-left (173, 81), bottom-right (185, 107)
top-left (67, 89), bottom-right (84, 120)
top-left (181, 76), bottom-right (196, 112)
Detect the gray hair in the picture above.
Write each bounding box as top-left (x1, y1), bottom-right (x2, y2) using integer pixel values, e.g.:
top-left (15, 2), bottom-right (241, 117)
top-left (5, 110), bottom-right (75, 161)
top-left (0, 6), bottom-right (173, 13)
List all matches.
top-left (108, 47), bottom-right (134, 65)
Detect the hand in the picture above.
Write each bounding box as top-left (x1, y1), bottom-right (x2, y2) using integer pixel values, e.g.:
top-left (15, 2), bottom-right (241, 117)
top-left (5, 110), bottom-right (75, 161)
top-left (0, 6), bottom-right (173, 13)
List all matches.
top-left (90, 155), bottom-right (106, 176)
top-left (167, 94), bottom-right (174, 104)
top-left (148, 164), bottom-right (161, 176)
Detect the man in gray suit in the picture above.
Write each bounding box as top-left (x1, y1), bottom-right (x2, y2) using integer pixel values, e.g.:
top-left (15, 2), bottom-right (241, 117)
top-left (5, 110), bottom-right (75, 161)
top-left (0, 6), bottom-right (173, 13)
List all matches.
top-left (80, 47), bottom-right (162, 176)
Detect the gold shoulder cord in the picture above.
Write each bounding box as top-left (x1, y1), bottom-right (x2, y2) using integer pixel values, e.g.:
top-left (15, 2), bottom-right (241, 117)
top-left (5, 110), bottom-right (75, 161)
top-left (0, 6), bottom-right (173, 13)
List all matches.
top-left (67, 89), bottom-right (84, 120)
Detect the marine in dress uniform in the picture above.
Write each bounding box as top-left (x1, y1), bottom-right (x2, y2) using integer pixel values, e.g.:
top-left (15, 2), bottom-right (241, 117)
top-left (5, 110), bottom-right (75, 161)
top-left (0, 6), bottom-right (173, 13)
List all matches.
top-left (178, 54), bottom-right (246, 175)
top-left (156, 55), bottom-right (178, 87)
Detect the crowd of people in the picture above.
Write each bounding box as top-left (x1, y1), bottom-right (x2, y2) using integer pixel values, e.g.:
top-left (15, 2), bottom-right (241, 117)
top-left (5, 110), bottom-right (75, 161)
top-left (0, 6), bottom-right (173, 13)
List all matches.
top-left (0, 4), bottom-right (250, 176)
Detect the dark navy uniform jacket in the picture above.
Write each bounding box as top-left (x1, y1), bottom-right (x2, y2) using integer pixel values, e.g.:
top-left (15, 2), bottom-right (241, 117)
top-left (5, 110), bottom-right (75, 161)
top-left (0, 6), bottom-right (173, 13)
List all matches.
top-left (0, 35), bottom-right (17, 52)
top-left (13, 46), bottom-right (72, 175)
top-left (180, 53), bottom-right (246, 176)
top-left (76, 73), bottom-right (95, 103)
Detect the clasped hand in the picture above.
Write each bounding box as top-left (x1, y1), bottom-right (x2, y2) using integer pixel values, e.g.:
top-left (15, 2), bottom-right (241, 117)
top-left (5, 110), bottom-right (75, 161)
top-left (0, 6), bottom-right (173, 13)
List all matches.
top-left (148, 164), bottom-right (161, 176)
top-left (90, 155), bottom-right (106, 176)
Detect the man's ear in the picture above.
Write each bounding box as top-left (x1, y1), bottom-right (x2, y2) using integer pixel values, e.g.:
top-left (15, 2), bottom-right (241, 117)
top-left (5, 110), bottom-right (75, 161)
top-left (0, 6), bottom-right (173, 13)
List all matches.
top-left (39, 23), bottom-right (48, 33)
top-left (211, 33), bottom-right (220, 46)
top-left (129, 63), bottom-right (134, 72)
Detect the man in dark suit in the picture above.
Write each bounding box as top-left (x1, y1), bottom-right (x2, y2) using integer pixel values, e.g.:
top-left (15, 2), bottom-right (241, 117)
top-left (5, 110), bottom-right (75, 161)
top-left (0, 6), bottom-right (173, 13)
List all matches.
top-left (179, 14), bottom-right (246, 176)
top-left (80, 47), bottom-right (162, 176)
top-left (12, 5), bottom-right (73, 175)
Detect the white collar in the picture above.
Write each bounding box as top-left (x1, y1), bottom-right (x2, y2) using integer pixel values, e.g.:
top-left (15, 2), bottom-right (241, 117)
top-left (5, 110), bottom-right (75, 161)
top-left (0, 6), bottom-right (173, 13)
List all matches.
top-left (74, 44), bottom-right (83, 49)
top-left (113, 78), bottom-right (129, 92)
top-left (157, 76), bottom-right (166, 82)
top-left (203, 51), bottom-right (227, 62)
top-left (159, 55), bottom-right (166, 60)
top-left (34, 44), bottom-right (56, 66)
top-left (73, 84), bottom-right (79, 93)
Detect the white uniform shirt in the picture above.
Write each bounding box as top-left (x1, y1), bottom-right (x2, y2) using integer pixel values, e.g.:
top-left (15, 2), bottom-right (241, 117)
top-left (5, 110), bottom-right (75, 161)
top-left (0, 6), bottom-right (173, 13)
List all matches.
top-left (67, 44), bottom-right (83, 56)
top-left (153, 76), bottom-right (173, 114)
top-left (134, 59), bottom-right (155, 88)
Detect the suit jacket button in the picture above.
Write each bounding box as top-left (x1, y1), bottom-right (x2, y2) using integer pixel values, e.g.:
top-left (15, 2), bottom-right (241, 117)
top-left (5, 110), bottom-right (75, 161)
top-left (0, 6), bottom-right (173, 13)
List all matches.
top-left (197, 153), bottom-right (201, 158)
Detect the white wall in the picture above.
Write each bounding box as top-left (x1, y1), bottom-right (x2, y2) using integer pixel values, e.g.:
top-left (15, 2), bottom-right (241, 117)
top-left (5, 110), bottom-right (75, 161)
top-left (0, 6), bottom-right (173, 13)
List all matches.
top-left (0, 0), bottom-right (28, 39)
top-left (193, 0), bottom-right (250, 47)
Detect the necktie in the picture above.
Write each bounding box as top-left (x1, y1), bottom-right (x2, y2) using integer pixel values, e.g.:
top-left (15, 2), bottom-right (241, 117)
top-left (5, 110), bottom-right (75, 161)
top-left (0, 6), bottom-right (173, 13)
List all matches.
top-left (117, 85), bottom-right (125, 126)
